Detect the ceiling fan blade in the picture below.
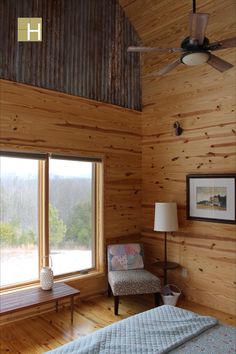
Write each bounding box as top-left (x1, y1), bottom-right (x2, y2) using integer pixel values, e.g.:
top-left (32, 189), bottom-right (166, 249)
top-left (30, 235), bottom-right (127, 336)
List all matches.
top-left (189, 13), bottom-right (209, 45)
top-left (127, 46), bottom-right (183, 53)
top-left (150, 58), bottom-right (182, 76)
top-left (208, 37), bottom-right (236, 51)
top-left (207, 54), bottom-right (233, 72)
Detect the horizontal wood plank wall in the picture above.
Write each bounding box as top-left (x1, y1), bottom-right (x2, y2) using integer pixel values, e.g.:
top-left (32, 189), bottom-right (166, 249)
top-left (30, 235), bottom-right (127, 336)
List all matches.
top-left (0, 79), bottom-right (142, 321)
top-left (0, 0), bottom-right (141, 110)
top-left (120, 0), bottom-right (236, 315)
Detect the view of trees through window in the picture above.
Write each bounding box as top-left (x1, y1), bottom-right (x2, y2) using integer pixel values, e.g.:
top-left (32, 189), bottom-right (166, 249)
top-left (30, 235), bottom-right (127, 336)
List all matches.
top-left (0, 157), bottom-right (39, 286)
top-left (0, 155), bottom-right (95, 287)
top-left (49, 159), bottom-right (94, 275)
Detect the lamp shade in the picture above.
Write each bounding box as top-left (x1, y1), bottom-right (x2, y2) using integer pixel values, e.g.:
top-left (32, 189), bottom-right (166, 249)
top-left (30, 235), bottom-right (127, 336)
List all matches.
top-left (154, 202), bottom-right (178, 232)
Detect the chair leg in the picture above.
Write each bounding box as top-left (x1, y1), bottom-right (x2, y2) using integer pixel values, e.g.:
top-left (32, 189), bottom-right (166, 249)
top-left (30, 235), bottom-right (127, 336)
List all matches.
top-left (154, 292), bottom-right (162, 307)
top-left (114, 296), bottom-right (119, 315)
top-left (108, 283), bottom-right (112, 297)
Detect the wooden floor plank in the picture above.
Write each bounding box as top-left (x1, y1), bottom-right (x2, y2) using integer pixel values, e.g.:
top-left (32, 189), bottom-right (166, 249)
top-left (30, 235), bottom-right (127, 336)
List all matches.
top-left (0, 294), bottom-right (235, 354)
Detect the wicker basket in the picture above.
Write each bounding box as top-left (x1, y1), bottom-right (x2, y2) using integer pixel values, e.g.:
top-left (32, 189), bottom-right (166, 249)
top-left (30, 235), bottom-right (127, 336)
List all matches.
top-left (161, 284), bottom-right (181, 306)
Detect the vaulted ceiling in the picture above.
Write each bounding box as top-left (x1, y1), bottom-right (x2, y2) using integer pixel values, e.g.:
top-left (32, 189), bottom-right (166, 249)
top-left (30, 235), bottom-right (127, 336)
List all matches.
top-left (119, 0), bottom-right (236, 75)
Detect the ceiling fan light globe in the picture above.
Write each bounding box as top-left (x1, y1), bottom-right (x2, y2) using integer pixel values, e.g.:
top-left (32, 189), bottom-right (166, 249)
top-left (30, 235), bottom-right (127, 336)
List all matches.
top-left (181, 52), bottom-right (210, 66)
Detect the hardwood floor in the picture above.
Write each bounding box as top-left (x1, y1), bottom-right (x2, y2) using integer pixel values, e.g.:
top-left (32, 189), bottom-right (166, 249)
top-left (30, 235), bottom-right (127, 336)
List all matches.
top-left (0, 294), bottom-right (235, 354)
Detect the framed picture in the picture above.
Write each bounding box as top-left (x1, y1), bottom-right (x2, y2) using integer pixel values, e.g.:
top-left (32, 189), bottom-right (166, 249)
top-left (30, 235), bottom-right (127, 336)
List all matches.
top-left (186, 174), bottom-right (236, 224)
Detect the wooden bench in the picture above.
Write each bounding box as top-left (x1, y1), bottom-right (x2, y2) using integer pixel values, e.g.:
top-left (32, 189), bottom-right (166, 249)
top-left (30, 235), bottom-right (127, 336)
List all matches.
top-left (0, 282), bottom-right (80, 324)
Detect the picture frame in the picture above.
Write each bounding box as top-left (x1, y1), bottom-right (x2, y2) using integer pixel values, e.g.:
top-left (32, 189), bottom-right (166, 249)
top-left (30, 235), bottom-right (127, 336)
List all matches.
top-left (186, 174), bottom-right (236, 224)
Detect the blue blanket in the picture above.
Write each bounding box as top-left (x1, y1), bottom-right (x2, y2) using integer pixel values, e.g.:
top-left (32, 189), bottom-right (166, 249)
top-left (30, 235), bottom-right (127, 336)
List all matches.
top-left (46, 305), bottom-right (218, 354)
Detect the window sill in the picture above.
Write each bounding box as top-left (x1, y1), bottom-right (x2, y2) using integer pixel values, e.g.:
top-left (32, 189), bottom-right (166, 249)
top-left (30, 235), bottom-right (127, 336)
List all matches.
top-left (56, 269), bottom-right (105, 283)
top-left (0, 269), bottom-right (105, 295)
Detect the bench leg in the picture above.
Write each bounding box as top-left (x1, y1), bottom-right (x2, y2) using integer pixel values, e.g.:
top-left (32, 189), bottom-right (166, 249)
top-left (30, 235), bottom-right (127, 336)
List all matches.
top-left (56, 300), bottom-right (58, 312)
top-left (114, 296), bottom-right (119, 315)
top-left (71, 296), bottom-right (74, 324)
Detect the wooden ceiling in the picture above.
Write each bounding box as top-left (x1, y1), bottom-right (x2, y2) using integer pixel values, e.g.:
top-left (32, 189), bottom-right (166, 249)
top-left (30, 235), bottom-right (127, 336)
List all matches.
top-left (119, 0), bottom-right (236, 74)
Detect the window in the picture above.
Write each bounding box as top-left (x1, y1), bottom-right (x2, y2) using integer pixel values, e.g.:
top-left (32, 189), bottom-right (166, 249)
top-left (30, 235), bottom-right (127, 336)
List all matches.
top-left (0, 156), bottom-right (39, 286)
top-left (49, 158), bottom-right (95, 276)
top-left (0, 152), bottom-right (102, 289)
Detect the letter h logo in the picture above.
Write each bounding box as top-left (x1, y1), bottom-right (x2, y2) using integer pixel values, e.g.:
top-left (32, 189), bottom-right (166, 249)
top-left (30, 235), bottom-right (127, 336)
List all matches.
top-left (18, 18), bottom-right (42, 42)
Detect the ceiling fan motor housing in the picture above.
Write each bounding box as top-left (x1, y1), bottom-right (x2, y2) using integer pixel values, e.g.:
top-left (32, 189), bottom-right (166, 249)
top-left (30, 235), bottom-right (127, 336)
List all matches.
top-left (181, 36), bottom-right (211, 66)
top-left (181, 36), bottom-right (210, 51)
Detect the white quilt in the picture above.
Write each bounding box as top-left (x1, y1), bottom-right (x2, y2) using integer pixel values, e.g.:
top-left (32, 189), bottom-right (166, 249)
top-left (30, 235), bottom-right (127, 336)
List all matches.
top-left (46, 305), bottom-right (218, 354)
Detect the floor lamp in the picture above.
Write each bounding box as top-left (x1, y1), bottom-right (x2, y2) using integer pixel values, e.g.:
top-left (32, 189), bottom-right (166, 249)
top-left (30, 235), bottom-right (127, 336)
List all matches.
top-left (154, 202), bottom-right (178, 285)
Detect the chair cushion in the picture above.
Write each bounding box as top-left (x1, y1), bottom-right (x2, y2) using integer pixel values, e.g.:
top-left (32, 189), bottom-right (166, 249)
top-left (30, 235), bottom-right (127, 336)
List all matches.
top-left (107, 244), bottom-right (144, 271)
top-left (108, 269), bottom-right (161, 296)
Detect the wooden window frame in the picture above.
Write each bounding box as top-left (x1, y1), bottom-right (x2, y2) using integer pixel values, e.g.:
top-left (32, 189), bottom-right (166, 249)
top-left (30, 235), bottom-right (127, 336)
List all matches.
top-left (0, 152), bottom-right (104, 292)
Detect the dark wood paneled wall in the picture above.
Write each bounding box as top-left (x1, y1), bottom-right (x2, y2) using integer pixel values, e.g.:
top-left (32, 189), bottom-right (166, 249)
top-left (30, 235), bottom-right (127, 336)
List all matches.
top-left (0, 0), bottom-right (141, 110)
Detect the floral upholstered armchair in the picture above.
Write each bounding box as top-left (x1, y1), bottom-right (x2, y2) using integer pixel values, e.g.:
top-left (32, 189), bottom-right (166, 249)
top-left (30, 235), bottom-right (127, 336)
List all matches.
top-left (107, 243), bottom-right (161, 315)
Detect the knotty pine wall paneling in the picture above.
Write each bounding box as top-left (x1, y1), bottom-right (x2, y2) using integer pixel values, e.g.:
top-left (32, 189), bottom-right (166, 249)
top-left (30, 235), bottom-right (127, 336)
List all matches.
top-left (120, 0), bottom-right (236, 315)
top-left (0, 79), bottom-right (142, 305)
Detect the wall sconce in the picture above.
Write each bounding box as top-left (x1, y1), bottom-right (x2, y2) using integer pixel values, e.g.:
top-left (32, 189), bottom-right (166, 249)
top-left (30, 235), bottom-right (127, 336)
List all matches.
top-left (173, 121), bottom-right (183, 136)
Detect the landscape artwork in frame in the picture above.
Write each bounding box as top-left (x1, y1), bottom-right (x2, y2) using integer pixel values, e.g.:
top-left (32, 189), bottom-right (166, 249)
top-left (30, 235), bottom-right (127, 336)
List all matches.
top-left (186, 174), bottom-right (236, 224)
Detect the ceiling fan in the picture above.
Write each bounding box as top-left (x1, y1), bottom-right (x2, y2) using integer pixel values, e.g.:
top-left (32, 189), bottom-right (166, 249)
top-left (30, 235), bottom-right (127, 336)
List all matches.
top-left (127, 0), bottom-right (236, 76)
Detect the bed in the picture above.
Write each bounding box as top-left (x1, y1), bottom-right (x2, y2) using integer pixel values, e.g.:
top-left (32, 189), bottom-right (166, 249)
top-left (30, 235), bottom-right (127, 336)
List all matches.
top-left (46, 305), bottom-right (236, 354)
